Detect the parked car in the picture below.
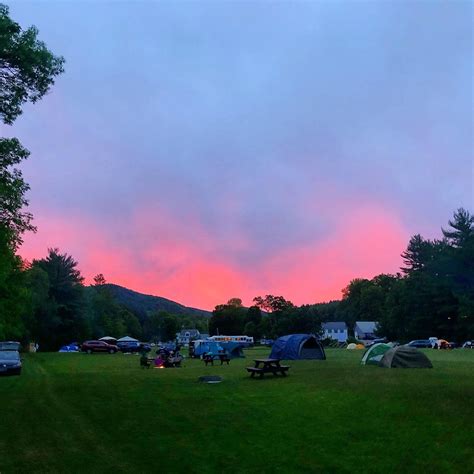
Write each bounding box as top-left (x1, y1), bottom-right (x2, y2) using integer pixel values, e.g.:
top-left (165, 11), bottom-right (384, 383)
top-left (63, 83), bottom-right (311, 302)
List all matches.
top-left (406, 339), bottom-right (432, 348)
top-left (366, 337), bottom-right (388, 347)
top-left (81, 340), bottom-right (119, 354)
top-left (0, 350), bottom-right (22, 375)
top-left (117, 341), bottom-right (151, 353)
top-left (0, 341), bottom-right (21, 351)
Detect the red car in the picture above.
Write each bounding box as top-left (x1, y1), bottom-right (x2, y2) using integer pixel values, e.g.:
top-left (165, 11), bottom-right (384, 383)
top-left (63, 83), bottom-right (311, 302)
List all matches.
top-left (81, 340), bottom-right (119, 354)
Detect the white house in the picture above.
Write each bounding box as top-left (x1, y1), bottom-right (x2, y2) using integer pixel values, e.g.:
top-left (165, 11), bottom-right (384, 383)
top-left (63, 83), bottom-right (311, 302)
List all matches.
top-left (176, 329), bottom-right (201, 346)
top-left (322, 322), bottom-right (348, 343)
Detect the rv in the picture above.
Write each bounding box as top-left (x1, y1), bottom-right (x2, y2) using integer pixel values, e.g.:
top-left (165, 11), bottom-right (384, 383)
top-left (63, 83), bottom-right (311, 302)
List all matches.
top-left (208, 335), bottom-right (254, 346)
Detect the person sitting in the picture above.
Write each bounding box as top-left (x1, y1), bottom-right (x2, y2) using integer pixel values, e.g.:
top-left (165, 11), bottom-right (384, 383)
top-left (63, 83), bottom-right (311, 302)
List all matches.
top-left (154, 355), bottom-right (165, 368)
top-left (140, 354), bottom-right (151, 368)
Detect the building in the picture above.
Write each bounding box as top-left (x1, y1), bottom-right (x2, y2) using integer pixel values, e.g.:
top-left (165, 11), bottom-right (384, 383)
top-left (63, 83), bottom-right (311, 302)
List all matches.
top-left (176, 329), bottom-right (201, 346)
top-left (354, 321), bottom-right (378, 340)
top-left (321, 322), bottom-right (348, 343)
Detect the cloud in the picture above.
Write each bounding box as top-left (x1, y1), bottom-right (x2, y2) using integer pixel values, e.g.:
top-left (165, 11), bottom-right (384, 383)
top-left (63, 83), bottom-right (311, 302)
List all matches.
top-left (20, 201), bottom-right (407, 310)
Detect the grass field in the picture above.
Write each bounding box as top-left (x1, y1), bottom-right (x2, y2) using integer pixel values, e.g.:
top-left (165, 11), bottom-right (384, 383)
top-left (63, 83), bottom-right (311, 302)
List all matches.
top-left (1, 347), bottom-right (473, 474)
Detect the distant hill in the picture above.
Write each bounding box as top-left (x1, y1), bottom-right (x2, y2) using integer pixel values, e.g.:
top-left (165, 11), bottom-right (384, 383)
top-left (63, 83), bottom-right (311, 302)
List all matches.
top-left (93, 284), bottom-right (211, 319)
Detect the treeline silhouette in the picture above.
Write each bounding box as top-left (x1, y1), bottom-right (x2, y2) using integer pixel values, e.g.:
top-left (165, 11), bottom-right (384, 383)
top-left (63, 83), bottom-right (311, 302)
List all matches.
top-left (0, 208), bottom-right (472, 350)
top-left (210, 209), bottom-right (473, 343)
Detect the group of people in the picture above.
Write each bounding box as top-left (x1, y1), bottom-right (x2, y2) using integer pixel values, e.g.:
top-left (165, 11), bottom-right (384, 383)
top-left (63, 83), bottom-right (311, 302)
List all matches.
top-left (140, 345), bottom-right (183, 369)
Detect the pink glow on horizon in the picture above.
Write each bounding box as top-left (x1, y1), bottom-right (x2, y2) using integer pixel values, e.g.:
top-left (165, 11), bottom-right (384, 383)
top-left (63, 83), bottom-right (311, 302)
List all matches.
top-left (19, 204), bottom-right (408, 310)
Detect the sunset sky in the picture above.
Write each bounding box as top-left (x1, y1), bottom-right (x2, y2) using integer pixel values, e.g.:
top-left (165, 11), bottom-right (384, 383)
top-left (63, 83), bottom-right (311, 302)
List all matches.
top-left (4, 1), bottom-right (472, 310)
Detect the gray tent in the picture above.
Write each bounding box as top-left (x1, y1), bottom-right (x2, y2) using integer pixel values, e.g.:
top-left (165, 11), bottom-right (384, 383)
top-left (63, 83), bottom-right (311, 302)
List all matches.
top-left (117, 336), bottom-right (138, 343)
top-left (379, 346), bottom-right (433, 368)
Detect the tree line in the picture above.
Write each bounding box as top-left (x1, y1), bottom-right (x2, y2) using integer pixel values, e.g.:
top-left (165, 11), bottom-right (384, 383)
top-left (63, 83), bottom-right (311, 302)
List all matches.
top-left (209, 209), bottom-right (473, 343)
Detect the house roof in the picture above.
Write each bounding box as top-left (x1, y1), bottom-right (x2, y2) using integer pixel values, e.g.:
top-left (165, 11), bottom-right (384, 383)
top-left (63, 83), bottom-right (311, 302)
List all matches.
top-left (178, 329), bottom-right (200, 337)
top-left (355, 321), bottom-right (378, 334)
top-left (322, 322), bottom-right (347, 331)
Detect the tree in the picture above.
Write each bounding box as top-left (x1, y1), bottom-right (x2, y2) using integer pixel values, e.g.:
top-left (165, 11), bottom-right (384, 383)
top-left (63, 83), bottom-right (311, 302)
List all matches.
top-left (209, 298), bottom-right (247, 336)
top-left (93, 273), bottom-right (106, 286)
top-left (0, 5), bottom-right (64, 344)
top-left (0, 224), bottom-right (28, 340)
top-left (253, 295), bottom-right (294, 313)
top-left (442, 208), bottom-right (474, 249)
top-left (31, 249), bottom-right (86, 349)
top-left (161, 313), bottom-right (179, 342)
top-left (0, 4), bottom-right (65, 124)
top-left (401, 234), bottom-right (433, 274)
top-left (0, 138), bottom-right (34, 248)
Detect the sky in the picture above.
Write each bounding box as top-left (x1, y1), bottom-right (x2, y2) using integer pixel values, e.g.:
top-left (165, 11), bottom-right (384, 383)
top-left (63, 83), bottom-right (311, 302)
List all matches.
top-left (3, 1), bottom-right (473, 310)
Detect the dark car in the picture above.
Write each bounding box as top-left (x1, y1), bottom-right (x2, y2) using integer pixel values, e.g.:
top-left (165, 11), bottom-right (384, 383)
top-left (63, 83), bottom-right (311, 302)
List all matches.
top-left (117, 341), bottom-right (151, 353)
top-left (0, 350), bottom-right (22, 375)
top-left (81, 340), bottom-right (119, 354)
top-left (407, 339), bottom-right (432, 348)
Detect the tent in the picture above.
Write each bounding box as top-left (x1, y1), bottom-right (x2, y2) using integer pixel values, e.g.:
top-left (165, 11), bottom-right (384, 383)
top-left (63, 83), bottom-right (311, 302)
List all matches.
top-left (193, 341), bottom-right (224, 357)
top-left (379, 346), bottom-right (433, 368)
top-left (361, 343), bottom-right (392, 365)
top-left (347, 343), bottom-right (357, 350)
top-left (219, 341), bottom-right (245, 358)
top-left (269, 334), bottom-right (326, 360)
top-left (58, 344), bottom-right (79, 352)
top-left (99, 336), bottom-right (117, 343)
top-left (117, 336), bottom-right (138, 343)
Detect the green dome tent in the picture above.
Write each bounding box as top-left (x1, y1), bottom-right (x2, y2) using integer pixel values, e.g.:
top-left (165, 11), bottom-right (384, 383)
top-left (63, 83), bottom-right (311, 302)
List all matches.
top-left (360, 343), bottom-right (392, 366)
top-left (379, 346), bottom-right (433, 368)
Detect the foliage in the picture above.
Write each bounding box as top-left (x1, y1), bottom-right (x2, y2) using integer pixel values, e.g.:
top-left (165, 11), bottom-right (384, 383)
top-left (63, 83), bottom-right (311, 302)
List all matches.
top-left (0, 138), bottom-right (35, 248)
top-left (0, 224), bottom-right (28, 340)
top-left (209, 298), bottom-right (247, 336)
top-left (27, 249), bottom-right (87, 349)
top-left (253, 294), bottom-right (295, 313)
top-left (0, 3), bottom-right (65, 124)
top-left (0, 5), bottom-right (64, 344)
top-left (346, 208), bottom-right (474, 342)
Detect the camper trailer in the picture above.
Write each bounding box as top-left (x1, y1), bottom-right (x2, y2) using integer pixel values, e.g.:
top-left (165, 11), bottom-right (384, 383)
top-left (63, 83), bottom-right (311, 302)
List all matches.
top-left (208, 335), bottom-right (253, 346)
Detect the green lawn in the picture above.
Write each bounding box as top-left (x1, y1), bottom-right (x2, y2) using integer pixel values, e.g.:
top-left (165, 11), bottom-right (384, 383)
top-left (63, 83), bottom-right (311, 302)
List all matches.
top-left (1, 348), bottom-right (473, 473)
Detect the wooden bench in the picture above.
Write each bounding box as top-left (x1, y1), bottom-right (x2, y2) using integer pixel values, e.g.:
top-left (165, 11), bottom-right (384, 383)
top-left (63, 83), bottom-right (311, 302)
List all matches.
top-left (203, 354), bottom-right (230, 366)
top-left (246, 365), bottom-right (290, 378)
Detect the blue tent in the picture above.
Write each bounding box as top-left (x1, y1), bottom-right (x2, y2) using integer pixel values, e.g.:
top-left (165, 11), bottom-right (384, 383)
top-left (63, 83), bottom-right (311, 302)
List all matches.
top-left (193, 341), bottom-right (224, 357)
top-left (58, 344), bottom-right (79, 352)
top-left (270, 334), bottom-right (326, 360)
top-left (219, 341), bottom-right (245, 358)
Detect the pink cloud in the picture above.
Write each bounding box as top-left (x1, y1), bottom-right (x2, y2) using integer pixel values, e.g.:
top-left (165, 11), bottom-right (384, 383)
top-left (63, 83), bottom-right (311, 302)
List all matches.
top-left (19, 202), bottom-right (408, 310)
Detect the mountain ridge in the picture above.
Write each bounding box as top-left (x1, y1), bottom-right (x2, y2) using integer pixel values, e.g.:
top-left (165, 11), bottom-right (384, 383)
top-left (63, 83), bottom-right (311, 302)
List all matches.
top-left (94, 283), bottom-right (212, 318)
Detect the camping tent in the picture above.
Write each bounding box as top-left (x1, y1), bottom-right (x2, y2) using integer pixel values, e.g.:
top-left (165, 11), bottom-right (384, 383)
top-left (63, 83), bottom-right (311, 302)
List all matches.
top-left (347, 343), bottom-right (357, 350)
top-left (58, 344), bottom-right (79, 352)
top-left (360, 343), bottom-right (392, 365)
top-left (269, 334), bottom-right (326, 360)
top-left (379, 346), bottom-right (433, 368)
top-left (219, 341), bottom-right (245, 358)
top-left (99, 336), bottom-right (117, 343)
top-left (117, 336), bottom-right (138, 343)
top-left (193, 341), bottom-right (224, 357)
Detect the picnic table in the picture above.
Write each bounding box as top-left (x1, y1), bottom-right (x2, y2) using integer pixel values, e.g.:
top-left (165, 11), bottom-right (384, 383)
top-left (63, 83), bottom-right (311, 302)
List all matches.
top-left (246, 358), bottom-right (290, 378)
top-left (202, 353), bottom-right (230, 366)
